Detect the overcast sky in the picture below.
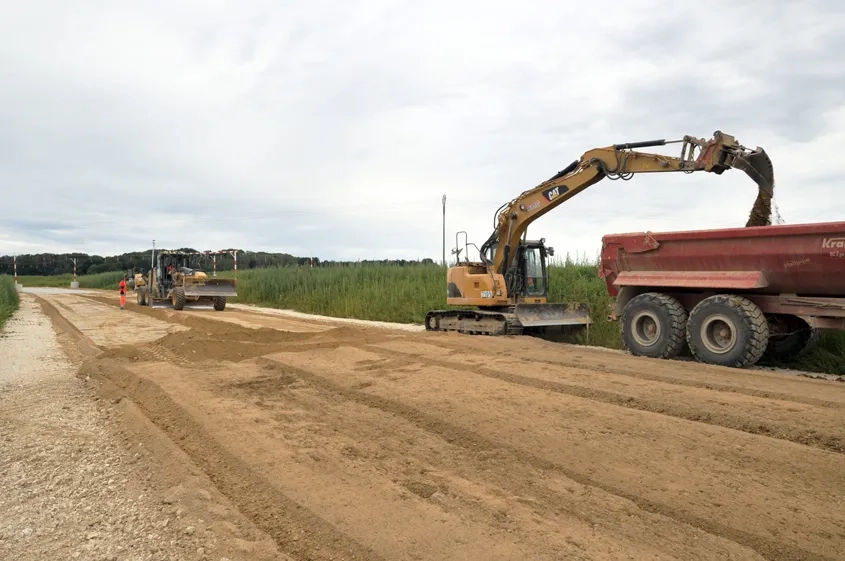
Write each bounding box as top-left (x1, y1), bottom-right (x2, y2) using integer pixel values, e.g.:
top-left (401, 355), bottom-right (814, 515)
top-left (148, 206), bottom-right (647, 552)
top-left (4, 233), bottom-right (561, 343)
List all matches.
top-left (1, 1), bottom-right (843, 262)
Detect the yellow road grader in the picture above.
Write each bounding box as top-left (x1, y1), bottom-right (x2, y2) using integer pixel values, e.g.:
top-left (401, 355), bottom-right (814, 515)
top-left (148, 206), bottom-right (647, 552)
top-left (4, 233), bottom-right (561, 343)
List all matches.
top-left (133, 249), bottom-right (237, 311)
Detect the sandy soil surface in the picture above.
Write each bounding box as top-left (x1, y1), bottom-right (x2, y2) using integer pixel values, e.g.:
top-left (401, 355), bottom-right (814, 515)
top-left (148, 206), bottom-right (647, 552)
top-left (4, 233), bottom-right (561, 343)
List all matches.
top-left (8, 290), bottom-right (845, 560)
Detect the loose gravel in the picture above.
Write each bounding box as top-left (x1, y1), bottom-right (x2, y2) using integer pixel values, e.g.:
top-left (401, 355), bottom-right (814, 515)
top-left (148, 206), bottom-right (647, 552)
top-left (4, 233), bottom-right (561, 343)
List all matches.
top-left (0, 295), bottom-right (232, 561)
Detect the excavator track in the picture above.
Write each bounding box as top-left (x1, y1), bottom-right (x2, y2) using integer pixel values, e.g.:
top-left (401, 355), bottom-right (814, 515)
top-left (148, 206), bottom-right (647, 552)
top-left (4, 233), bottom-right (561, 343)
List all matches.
top-left (424, 309), bottom-right (524, 336)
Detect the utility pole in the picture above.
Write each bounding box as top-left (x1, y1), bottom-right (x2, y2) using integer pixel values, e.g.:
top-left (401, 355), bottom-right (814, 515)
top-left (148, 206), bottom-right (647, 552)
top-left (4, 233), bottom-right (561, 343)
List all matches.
top-left (442, 194), bottom-right (446, 266)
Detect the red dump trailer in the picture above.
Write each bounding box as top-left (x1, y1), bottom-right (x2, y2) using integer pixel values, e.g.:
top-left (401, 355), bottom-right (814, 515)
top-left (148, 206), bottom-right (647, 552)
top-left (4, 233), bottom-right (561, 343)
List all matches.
top-left (599, 221), bottom-right (845, 368)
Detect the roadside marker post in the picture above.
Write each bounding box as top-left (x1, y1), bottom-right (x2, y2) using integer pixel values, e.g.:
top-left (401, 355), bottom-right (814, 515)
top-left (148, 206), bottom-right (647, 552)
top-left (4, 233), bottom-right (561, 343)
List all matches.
top-left (70, 257), bottom-right (79, 288)
top-left (13, 255), bottom-right (22, 292)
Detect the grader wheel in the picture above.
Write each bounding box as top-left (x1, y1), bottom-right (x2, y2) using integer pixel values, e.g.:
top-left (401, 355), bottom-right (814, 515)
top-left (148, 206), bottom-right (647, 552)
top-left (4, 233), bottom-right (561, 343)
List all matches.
top-left (172, 287), bottom-right (186, 311)
top-left (213, 296), bottom-right (227, 311)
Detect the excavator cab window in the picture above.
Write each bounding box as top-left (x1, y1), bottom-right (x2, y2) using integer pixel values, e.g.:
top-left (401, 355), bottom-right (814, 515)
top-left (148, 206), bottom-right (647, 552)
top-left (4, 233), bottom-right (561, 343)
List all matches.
top-left (523, 246), bottom-right (546, 297)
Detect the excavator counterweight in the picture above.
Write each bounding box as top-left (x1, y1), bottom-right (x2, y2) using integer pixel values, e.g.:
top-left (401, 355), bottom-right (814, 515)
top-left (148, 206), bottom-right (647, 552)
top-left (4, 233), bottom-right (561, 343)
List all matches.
top-left (426, 130), bottom-right (776, 340)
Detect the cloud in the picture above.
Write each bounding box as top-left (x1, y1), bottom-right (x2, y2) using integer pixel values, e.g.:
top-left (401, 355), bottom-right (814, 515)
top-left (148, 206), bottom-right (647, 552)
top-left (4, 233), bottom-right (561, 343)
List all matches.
top-left (1, 0), bottom-right (843, 262)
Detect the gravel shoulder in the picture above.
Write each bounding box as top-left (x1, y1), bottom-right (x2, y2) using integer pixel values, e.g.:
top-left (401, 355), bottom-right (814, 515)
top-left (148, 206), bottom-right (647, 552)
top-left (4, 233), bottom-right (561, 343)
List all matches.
top-left (0, 294), bottom-right (287, 561)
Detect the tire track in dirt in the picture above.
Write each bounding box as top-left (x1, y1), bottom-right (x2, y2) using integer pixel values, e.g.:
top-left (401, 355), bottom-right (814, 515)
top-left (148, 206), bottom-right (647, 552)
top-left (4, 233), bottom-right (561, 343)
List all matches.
top-left (415, 336), bottom-right (845, 409)
top-left (364, 345), bottom-right (845, 454)
top-left (35, 295), bottom-right (386, 561)
top-left (88, 292), bottom-right (843, 410)
top-left (127, 360), bottom-right (611, 560)
top-left (58, 293), bottom-right (845, 559)
top-left (226, 359), bottom-right (765, 560)
top-left (527, 356), bottom-right (845, 407)
top-left (35, 297), bottom-right (100, 357)
top-left (257, 356), bottom-right (834, 561)
top-left (82, 292), bottom-right (845, 453)
top-left (81, 357), bottom-right (386, 561)
top-left (73, 293), bottom-right (845, 452)
top-left (520, 356), bottom-right (843, 408)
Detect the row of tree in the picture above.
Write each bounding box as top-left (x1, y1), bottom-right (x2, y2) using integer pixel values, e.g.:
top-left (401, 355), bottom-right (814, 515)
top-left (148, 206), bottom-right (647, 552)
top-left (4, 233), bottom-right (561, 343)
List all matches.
top-left (0, 249), bottom-right (439, 277)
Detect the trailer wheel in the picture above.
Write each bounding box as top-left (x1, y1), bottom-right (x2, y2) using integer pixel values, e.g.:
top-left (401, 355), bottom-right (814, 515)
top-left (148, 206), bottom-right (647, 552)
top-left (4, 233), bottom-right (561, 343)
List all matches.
top-left (213, 296), bottom-right (227, 311)
top-left (172, 287), bottom-right (186, 311)
top-left (762, 315), bottom-right (819, 363)
top-left (620, 293), bottom-right (688, 359)
top-left (686, 295), bottom-right (769, 368)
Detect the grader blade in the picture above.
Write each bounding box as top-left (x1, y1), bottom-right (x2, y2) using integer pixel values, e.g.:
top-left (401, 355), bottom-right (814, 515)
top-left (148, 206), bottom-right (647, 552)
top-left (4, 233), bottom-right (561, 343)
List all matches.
top-left (149, 298), bottom-right (173, 309)
top-left (514, 302), bottom-right (592, 327)
top-left (148, 297), bottom-right (215, 310)
top-left (183, 279), bottom-right (237, 298)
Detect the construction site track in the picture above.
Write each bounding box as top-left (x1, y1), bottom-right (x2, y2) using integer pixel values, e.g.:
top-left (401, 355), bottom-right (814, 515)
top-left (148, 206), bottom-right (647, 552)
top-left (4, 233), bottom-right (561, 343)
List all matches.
top-left (30, 291), bottom-right (845, 561)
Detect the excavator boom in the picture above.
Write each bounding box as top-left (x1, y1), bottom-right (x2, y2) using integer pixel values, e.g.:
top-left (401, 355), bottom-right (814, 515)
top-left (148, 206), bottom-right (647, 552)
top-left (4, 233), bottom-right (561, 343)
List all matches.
top-left (482, 131), bottom-right (775, 276)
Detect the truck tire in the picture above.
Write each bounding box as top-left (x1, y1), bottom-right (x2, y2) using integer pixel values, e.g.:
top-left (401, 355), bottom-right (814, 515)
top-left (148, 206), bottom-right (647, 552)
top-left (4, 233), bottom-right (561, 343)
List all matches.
top-left (137, 287), bottom-right (147, 306)
top-left (686, 295), bottom-right (769, 368)
top-left (172, 287), bottom-right (186, 311)
top-left (620, 292), bottom-right (687, 359)
top-left (763, 315), bottom-right (819, 363)
top-left (213, 296), bottom-right (227, 311)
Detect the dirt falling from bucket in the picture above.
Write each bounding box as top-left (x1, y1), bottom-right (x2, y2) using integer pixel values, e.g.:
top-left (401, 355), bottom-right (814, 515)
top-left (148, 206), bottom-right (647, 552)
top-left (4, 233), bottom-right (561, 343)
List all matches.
top-left (746, 188), bottom-right (773, 227)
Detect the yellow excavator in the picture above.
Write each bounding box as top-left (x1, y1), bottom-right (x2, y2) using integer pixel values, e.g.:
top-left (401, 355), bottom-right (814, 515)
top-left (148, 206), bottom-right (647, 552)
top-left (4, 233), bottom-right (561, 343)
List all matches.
top-left (425, 130), bottom-right (775, 337)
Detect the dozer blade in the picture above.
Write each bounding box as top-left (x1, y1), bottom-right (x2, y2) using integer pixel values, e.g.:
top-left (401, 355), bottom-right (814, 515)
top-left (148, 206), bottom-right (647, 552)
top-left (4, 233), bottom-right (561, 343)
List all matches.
top-left (514, 302), bottom-right (592, 328)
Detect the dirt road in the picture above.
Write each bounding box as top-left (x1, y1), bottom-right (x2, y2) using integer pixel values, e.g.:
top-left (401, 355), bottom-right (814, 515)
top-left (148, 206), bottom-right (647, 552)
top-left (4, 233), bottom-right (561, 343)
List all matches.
top-left (10, 289), bottom-right (845, 560)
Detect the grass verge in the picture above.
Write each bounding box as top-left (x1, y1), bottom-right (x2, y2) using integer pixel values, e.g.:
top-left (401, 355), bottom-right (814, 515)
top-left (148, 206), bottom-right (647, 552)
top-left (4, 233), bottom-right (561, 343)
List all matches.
top-left (15, 271), bottom-right (127, 290)
top-left (0, 275), bottom-right (20, 330)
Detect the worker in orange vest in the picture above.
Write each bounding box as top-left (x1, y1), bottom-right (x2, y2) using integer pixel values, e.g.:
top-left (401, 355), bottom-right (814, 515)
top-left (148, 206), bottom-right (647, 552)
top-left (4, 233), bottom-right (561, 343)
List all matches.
top-left (119, 277), bottom-right (127, 310)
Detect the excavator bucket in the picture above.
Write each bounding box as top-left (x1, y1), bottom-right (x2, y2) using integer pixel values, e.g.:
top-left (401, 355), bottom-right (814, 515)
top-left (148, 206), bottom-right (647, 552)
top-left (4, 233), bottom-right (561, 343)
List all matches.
top-left (734, 147), bottom-right (774, 196)
top-left (733, 147), bottom-right (776, 227)
top-left (514, 302), bottom-right (592, 328)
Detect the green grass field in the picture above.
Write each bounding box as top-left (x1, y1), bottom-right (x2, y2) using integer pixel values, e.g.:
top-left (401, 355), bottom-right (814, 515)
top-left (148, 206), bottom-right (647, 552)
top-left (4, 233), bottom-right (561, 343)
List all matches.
top-left (0, 275), bottom-right (20, 330)
top-left (16, 262), bottom-right (844, 375)
top-left (14, 271), bottom-right (127, 290)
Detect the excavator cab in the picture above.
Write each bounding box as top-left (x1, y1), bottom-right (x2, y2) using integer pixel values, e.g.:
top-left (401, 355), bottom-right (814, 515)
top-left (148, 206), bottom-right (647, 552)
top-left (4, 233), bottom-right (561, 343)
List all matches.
top-left (480, 237), bottom-right (554, 300)
top-left (504, 239), bottom-right (553, 301)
